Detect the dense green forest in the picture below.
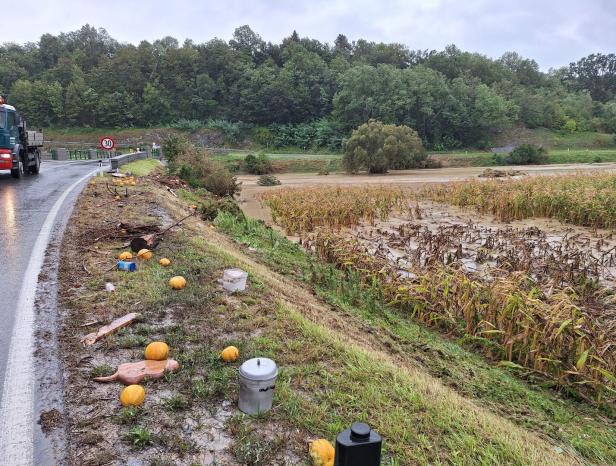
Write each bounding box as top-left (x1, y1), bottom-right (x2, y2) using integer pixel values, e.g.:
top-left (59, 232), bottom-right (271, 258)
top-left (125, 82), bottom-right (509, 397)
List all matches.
top-left (1, 24), bottom-right (616, 149)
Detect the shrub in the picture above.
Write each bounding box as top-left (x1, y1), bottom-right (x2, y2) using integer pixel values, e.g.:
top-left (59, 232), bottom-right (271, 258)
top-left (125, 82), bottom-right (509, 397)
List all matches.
top-left (257, 174), bottom-right (281, 186)
top-left (200, 197), bottom-right (245, 221)
top-left (343, 119), bottom-right (427, 174)
top-left (506, 144), bottom-right (548, 165)
top-left (562, 118), bottom-right (578, 133)
top-left (171, 142), bottom-right (241, 197)
top-left (205, 119), bottom-right (247, 144)
top-left (162, 134), bottom-right (190, 166)
top-left (170, 119), bottom-right (203, 132)
top-left (268, 119), bottom-right (345, 151)
top-left (203, 164), bottom-right (242, 197)
top-left (243, 153), bottom-right (273, 174)
top-left (252, 126), bottom-right (274, 148)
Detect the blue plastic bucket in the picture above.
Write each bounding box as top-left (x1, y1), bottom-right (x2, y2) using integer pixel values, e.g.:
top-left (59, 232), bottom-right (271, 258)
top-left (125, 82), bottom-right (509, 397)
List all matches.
top-left (117, 261), bottom-right (137, 272)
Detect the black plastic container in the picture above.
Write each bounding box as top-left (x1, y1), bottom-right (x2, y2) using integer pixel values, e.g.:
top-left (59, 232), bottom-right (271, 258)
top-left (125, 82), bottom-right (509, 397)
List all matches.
top-left (335, 422), bottom-right (382, 466)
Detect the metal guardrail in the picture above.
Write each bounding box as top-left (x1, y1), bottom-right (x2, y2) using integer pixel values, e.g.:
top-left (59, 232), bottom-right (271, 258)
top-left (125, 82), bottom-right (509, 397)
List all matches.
top-left (51, 148), bottom-right (122, 160)
top-left (110, 151), bottom-right (149, 170)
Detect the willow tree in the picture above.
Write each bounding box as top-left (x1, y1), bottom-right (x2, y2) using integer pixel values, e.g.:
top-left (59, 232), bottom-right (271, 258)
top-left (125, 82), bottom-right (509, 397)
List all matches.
top-left (342, 119), bottom-right (426, 174)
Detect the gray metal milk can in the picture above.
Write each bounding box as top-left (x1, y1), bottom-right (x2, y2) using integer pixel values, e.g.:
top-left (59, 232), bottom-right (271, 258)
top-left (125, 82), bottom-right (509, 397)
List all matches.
top-left (238, 357), bottom-right (278, 414)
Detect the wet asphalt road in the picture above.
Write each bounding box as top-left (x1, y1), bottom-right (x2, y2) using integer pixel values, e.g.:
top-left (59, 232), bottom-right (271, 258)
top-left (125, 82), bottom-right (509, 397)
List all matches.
top-left (0, 160), bottom-right (98, 390)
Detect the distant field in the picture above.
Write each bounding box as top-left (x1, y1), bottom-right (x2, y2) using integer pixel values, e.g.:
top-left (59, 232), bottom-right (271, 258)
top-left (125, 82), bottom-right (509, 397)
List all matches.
top-left (435, 148), bottom-right (616, 167)
top-left (218, 148), bottom-right (616, 173)
top-left (214, 151), bottom-right (343, 173)
top-left (44, 126), bottom-right (616, 173)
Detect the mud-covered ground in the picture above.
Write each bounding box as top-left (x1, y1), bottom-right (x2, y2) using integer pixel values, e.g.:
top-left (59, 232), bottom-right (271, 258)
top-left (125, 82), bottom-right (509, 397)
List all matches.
top-left (55, 175), bottom-right (308, 465)
top-left (351, 201), bottom-right (616, 289)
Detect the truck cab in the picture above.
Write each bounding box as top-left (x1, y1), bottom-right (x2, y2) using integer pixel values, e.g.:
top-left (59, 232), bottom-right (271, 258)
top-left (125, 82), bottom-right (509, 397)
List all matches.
top-left (0, 97), bottom-right (43, 178)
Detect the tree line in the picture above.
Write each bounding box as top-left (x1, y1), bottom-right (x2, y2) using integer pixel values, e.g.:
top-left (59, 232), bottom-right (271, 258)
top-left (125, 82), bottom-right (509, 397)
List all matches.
top-left (1, 24), bottom-right (616, 149)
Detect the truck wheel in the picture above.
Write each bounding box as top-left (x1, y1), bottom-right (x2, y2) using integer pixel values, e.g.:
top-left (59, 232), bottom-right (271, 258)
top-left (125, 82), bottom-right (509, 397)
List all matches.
top-left (29, 152), bottom-right (41, 174)
top-left (10, 160), bottom-right (23, 179)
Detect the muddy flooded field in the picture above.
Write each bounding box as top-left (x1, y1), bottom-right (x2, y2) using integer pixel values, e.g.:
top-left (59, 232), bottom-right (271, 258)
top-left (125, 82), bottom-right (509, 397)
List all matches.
top-left (351, 201), bottom-right (616, 291)
top-left (253, 175), bottom-right (616, 403)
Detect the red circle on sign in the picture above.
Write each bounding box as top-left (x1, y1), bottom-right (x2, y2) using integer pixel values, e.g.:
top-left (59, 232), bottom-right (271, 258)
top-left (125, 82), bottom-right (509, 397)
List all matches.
top-left (100, 136), bottom-right (116, 150)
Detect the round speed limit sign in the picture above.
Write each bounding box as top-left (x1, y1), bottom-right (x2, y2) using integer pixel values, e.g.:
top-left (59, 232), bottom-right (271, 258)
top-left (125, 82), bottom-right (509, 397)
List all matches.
top-left (100, 136), bottom-right (116, 150)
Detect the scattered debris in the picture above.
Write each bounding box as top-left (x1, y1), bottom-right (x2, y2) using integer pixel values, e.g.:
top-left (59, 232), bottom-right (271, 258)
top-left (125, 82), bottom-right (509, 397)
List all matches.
top-left (105, 282), bottom-right (116, 292)
top-left (81, 312), bottom-right (141, 346)
top-left (129, 212), bottom-right (196, 252)
top-left (238, 357), bottom-right (278, 415)
top-left (38, 408), bottom-right (63, 433)
top-left (478, 168), bottom-right (525, 178)
top-left (221, 268), bottom-right (248, 292)
top-left (117, 260), bottom-right (137, 272)
top-left (93, 359), bottom-right (180, 384)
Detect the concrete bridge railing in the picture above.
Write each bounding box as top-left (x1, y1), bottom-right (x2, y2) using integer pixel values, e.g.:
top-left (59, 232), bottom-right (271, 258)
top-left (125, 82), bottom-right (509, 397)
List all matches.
top-left (110, 151), bottom-right (149, 170)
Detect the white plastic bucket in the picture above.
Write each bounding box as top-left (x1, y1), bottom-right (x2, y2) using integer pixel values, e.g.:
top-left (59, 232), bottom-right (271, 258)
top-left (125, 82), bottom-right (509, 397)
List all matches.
top-left (238, 358), bottom-right (278, 414)
top-left (222, 268), bottom-right (248, 292)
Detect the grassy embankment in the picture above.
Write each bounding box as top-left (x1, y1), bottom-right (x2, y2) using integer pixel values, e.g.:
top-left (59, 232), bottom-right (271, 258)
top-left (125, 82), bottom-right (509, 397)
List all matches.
top-left (58, 163), bottom-right (615, 465)
top-left (120, 158), bottom-right (162, 176)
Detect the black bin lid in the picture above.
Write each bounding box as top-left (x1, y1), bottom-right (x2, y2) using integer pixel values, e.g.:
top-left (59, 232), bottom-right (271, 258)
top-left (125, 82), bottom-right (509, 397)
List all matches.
top-left (350, 422), bottom-right (371, 441)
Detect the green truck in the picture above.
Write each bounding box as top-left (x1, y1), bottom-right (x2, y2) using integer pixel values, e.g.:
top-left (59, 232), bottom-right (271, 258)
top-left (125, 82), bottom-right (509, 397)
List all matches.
top-left (0, 97), bottom-right (43, 178)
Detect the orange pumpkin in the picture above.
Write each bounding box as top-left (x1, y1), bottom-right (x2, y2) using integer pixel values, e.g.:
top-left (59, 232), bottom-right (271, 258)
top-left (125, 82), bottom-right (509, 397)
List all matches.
top-left (169, 276), bottom-right (186, 290)
top-left (220, 346), bottom-right (239, 362)
top-left (137, 249), bottom-right (153, 260)
top-left (120, 384), bottom-right (145, 407)
top-left (119, 251), bottom-right (133, 261)
top-left (309, 439), bottom-right (335, 466)
top-left (144, 342), bottom-right (169, 361)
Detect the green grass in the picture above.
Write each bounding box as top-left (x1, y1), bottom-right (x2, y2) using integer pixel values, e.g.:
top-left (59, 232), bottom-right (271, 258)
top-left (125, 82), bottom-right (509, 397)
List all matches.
top-left (214, 151), bottom-right (343, 173)
top-left (90, 364), bottom-right (114, 378)
top-left (531, 129), bottom-right (615, 149)
top-left (434, 148), bottom-right (616, 167)
top-left (161, 394), bottom-right (189, 411)
top-left (113, 407), bottom-right (143, 425)
top-left (124, 426), bottom-right (153, 448)
top-left (121, 158), bottom-right (162, 176)
top-left (218, 147), bottom-right (616, 173)
top-left (213, 211), bottom-right (616, 464)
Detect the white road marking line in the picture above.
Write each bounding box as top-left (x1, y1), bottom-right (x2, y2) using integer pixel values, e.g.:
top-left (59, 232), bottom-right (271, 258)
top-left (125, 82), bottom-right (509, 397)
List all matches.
top-left (0, 168), bottom-right (99, 465)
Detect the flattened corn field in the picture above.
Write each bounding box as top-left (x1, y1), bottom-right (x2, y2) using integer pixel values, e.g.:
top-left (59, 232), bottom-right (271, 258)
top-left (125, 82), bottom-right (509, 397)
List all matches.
top-left (257, 173), bottom-right (616, 463)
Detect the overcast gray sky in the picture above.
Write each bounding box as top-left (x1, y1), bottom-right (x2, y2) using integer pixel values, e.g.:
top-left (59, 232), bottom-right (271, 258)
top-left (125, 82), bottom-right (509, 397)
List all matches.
top-left (12, 0), bottom-right (616, 70)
